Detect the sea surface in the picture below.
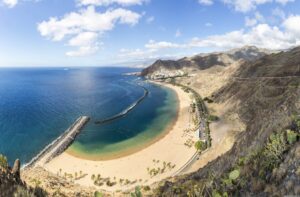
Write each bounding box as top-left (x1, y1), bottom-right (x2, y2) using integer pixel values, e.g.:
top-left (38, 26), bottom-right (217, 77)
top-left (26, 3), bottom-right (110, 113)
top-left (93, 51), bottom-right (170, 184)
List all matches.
top-left (0, 67), bottom-right (178, 165)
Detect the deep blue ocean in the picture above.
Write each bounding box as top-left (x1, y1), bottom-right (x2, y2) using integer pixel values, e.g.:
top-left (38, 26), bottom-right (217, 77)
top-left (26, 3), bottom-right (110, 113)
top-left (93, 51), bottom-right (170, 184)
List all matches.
top-left (0, 67), bottom-right (178, 165)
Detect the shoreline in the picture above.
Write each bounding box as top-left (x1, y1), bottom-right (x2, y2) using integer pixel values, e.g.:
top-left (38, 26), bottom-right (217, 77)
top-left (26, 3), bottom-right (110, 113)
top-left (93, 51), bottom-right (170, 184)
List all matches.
top-left (65, 83), bottom-right (179, 161)
top-left (43, 81), bottom-right (198, 192)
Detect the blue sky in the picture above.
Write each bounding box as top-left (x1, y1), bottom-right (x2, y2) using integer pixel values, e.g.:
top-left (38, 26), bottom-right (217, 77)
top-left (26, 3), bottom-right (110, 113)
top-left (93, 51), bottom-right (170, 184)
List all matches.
top-left (0, 0), bottom-right (300, 67)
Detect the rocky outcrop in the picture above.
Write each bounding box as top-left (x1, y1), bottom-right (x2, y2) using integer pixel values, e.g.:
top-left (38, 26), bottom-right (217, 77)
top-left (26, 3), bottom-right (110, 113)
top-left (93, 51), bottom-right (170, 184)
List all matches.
top-left (12, 159), bottom-right (20, 178)
top-left (0, 158), bottom-right (44, 196)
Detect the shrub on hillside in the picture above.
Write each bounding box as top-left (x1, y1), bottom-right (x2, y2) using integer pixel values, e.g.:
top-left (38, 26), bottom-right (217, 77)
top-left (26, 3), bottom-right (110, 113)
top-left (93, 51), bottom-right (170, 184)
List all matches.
top-left (286, 129), bottom-right (298, 144)
top-left (208, 115), bottom-right (219, 122)
top-left (0, 154), bottom-right (8, 169)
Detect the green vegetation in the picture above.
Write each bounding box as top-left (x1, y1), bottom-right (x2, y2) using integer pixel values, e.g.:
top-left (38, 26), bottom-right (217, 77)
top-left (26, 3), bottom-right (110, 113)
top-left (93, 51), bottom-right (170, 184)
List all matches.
top-left (191, 103), bottom-right (196, 113)
top-left (31, 179), bottom-right (42, 188)
top-left (228, 169), bottom-right (240, 180)
top-left (194, 141), bottom-right (207, 152)
top-left (208, 115), bottom-right (219, 122)
top-left (286, 129), bottom-right (298, 144)
top-left (0, 154), bottom-right (8, 169)
top-left (13, 186), bottom-right (36, 197)
top-left (147, 160), bottom-right (175, 177)
top-left (262, 132), bottom-right (287, 171)
top-left (206, 124), bottom-right (212, 148)
top-left (143, 185), bottom-right (151, 191)
top-left (94, 191), bottom-right (103, 197)
top-left (184, 138), bottom-right (195, 148)
top-left (131, 186), bottom-right (142, 197)
top-left (210, 125), bottom-right (299, 195)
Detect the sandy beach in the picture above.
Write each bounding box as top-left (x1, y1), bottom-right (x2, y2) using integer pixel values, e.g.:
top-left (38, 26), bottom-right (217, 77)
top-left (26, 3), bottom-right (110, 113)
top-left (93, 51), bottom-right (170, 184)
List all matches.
top-left (43, 82), bottom-right (198, 192)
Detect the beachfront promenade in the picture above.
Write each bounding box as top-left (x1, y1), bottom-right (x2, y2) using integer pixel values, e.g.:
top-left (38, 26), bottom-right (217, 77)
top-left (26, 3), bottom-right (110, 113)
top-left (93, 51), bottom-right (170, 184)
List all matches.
top-left (25, 116), bottom-right (90, 168)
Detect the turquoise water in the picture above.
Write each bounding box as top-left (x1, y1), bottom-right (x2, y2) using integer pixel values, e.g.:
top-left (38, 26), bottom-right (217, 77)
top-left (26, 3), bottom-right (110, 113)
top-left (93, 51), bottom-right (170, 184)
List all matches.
top-left (0, 67), bottom-right (178, 164)
top-left (68, 84), bottom-right (178, 160)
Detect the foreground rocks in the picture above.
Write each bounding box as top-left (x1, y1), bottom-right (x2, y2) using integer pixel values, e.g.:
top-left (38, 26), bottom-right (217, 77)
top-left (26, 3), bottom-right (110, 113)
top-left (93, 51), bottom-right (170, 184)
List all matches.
top-left (0, 159), bottom-right (39, 197)
top-left (12, 159), bottom-right (20, 178)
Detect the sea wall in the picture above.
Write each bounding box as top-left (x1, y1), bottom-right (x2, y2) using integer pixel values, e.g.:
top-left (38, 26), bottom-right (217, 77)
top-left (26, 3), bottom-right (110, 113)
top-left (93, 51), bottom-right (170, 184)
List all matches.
top-left (95, 85), bottom-right (148, 125)
top-left (23, 116), bottom-right (90, 169)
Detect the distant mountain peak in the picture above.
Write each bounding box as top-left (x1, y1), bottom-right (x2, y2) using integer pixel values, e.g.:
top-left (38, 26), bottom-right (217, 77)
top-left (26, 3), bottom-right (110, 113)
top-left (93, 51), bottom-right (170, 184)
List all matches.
top-left (141, 46), bottom-right (276, 78)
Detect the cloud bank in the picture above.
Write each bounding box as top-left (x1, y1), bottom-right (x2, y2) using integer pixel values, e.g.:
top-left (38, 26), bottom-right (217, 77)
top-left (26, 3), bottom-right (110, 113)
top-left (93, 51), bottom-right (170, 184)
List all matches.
top-left (199, 0), bottom-right (295, 12)
top-left (119, 15), bottom-right (300, 62)
top-left (77, 0), bottom-right (148, 6)
top-left (2, 0), bottom-right (18, 8)
top-left (38, 6), bottom-right (141, 56)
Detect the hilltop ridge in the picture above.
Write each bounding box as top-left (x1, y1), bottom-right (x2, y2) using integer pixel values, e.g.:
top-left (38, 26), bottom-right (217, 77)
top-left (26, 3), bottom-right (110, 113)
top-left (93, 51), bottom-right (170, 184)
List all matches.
top-left (141, 46), bottom-right (276, 79)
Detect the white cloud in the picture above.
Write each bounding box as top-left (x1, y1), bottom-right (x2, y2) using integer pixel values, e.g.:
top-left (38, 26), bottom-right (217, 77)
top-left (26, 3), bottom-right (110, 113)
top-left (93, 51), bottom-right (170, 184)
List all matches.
top-left (272, 7), bottom-right (286, 19)
top-left (117, 16), bottom-right (300, 64)
top-left (245, 11), bottom-right (264, 27)
top-left (222, 0), bottom-right (270, 12)
top-left (254, 11), bottom-right (265, 22)
top-left (66, 32), bottom-right (101, 56)
top-left (205, 22), bottom-right (213, 27)
top-left (275, 0), bottom-right (294, 5)
top-left (38, 6), bottom-right (140, 41)
top-left (145, 40), bottom-right (183, 50)
top-left (198, 0), bottom-right (295, 11)
top-left (119, 48), bottom-right (153, 58)
top-left (282, 15), bottom-right (300, 36)
top-left (77, 0), bottom-right (147, 6)
top-left (66, 45), bottom-right (101, 57)
top-left (190, 16), bottom-right (300, 50)
top-left (2, 0), bottom-right (18, 8)
top-left (68, 32), bottom-right (98, 46)
top-left (2, 0), bottom-right (42, 8)
top-left (146, 16), bottom-right (154, 23)
top-left (198, 0), bottom-right (213, 5)
top-left (189, 25), bottom-right (290, 49)
top-left (175, 29), bottom-right (182, 37)
top-left (123, 14), bottom-right (300, 61)
top-left (38, 6), bottom-right (141, 56)
top-left (222, 0), bottom-right (294, 12)
top-left (245, 17), bottom-right (257, 27)
top-left (118, 48), bottom-right (184, 63)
